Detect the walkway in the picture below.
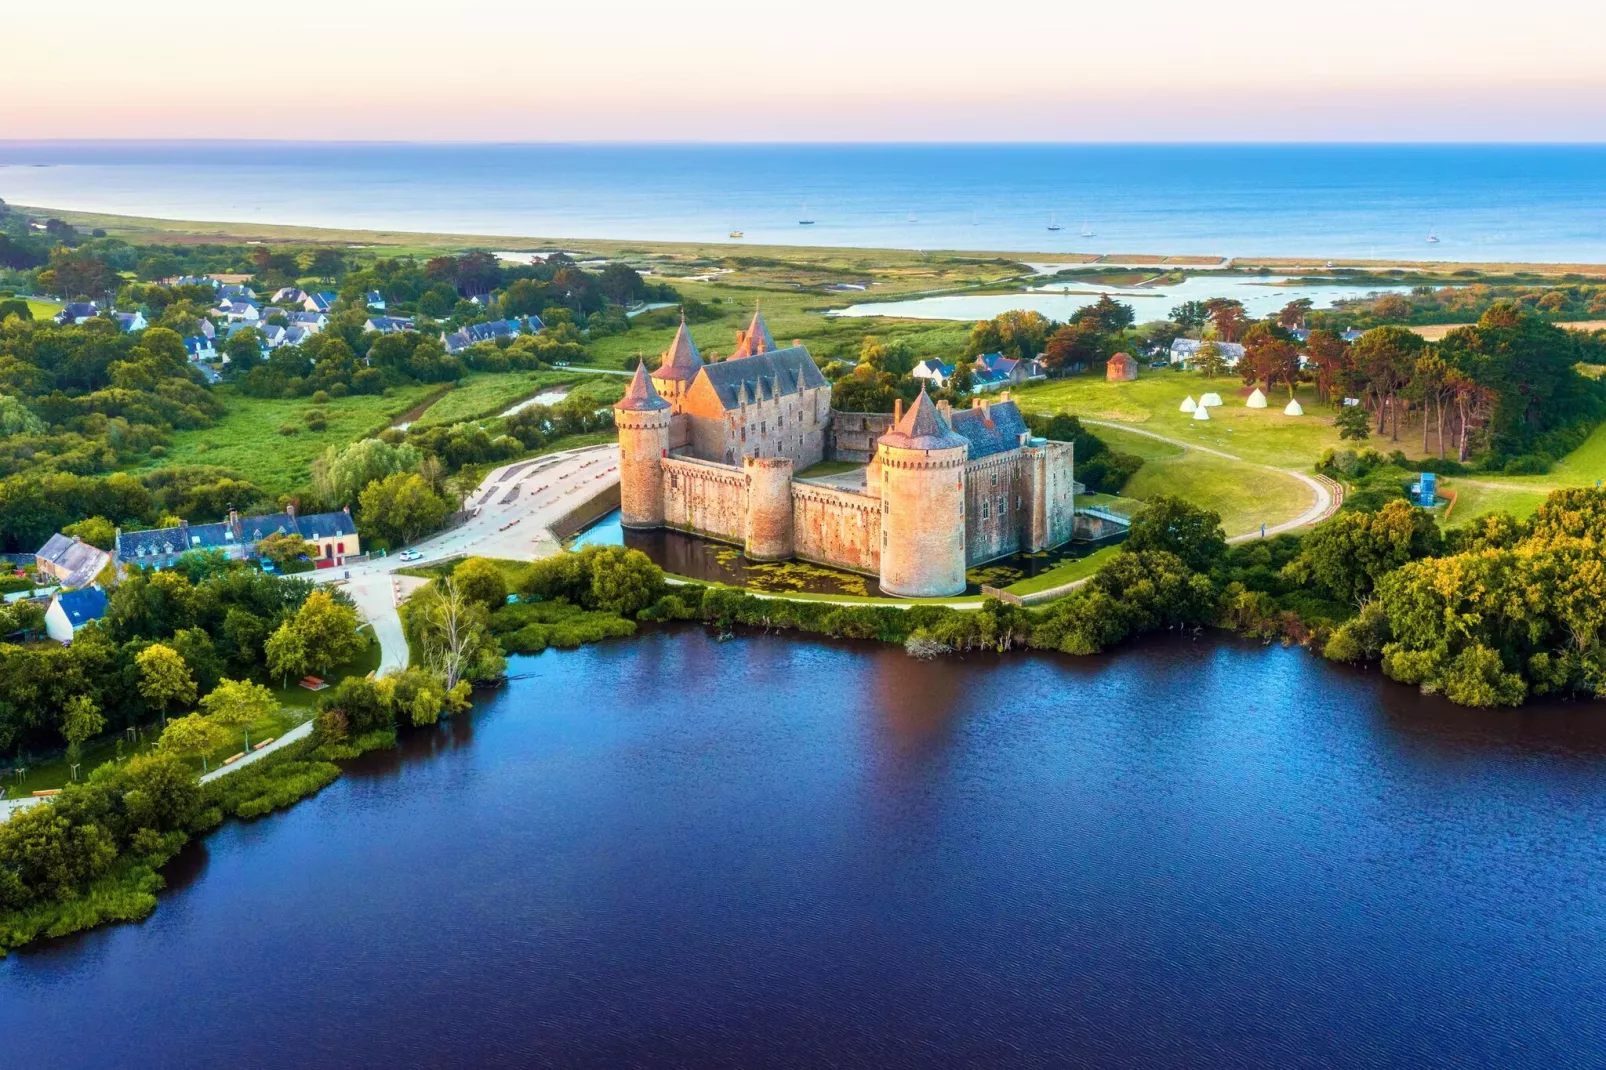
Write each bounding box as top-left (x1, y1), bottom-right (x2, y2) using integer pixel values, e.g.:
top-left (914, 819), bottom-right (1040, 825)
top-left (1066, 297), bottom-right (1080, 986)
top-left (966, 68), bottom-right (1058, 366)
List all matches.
top-left (1, 716), bottom-right (319, 823)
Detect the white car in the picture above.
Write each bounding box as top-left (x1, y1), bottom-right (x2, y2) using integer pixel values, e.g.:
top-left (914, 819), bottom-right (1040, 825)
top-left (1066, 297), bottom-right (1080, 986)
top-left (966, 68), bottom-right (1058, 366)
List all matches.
top-left (398, 549), bottom-right (423, 562)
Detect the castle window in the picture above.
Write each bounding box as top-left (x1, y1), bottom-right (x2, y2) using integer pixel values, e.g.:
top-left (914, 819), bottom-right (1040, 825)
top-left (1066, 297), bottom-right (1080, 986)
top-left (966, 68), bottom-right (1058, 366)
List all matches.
top-left (981, 500), bottom-right (990, 520)
top-left (991, 472), bottom-right (997, 488)
top-left (999, 497), bottom-right (1007, 517)
top-left (1016, 495), bottom-right (1022, 510)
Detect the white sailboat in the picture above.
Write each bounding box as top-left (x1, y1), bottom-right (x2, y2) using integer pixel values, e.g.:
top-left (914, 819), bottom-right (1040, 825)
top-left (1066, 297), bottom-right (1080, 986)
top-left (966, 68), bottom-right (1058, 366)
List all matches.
top-left (1081, 219), bottom-right (1094, 238)
top-left (1047, 211), bottom-right (1062, 232)
top-left (1426, 229), bottom-right (1440, 244)
top-left (798, 202), bottom-right (814, 225)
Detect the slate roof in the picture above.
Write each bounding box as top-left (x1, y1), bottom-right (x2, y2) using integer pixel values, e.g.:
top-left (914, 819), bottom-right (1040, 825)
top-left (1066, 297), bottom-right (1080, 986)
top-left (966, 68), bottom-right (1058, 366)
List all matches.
top-left (879, 388), bottom-right (968, 451)
top-left (695, 345), bottom-right (826, 411)
top-left (1169, 338), bottom-right (1245, 363)
top-left (949, 399), bottom-right (1030, 460)
top-left (970, 368), bottom-right (1011, 389)
top-left (441, 318), bottom-right (531, 353)
top-left (366, 316), bottom-right (415, 334)
top-left (914, 359), bottom-right (956, 378)
top-left (111, 312), bottom-right (144, 332)
top-left (655, 317), bottom-right (704, 381)
top-left (307, 292), bottom-right (337, 312)
top-left (732, 305), bottom-right (777, 357)
top-left (183, 336), bottom-right (215, 358)
top-left (116, 510), bottom-right (357, 563)
top-left (35, 534), bottom-right (111, 589)
top-left (974, 352), bottom-right (1020, 375)
top-left (616, 361), bottom-right (671, 412)
top-left (53, 586), bottom-right (108, 629)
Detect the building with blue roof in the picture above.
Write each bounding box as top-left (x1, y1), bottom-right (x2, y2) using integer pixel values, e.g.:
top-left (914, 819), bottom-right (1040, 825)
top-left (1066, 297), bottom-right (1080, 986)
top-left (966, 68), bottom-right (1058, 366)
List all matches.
top-left (44, 586), bottom-right (109, 643)
top-left (115, 505), bottom-right (361, 572)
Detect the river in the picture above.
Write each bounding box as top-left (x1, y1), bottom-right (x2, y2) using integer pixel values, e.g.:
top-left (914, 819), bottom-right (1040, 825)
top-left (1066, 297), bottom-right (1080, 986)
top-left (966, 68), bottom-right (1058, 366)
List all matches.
top-left (5, 629), bottom-right (1606, 1068)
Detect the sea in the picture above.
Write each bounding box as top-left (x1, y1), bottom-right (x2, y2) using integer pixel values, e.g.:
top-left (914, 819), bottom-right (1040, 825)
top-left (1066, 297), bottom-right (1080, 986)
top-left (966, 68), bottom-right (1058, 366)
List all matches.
top-left (2, 142), bottom-right (1605, 264)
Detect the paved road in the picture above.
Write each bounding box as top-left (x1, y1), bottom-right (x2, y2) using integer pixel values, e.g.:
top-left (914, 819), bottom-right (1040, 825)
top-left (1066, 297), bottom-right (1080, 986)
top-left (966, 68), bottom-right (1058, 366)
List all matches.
top-left (1081, 419), bottom-right (1337, 540)
top-left (319, 443), bottom-right (622, 670)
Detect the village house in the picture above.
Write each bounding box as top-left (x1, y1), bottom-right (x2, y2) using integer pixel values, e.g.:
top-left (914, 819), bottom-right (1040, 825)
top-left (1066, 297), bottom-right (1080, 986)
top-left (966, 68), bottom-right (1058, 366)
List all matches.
top-left (303, 292), bottom-right (337, 313)
top-left (33, 534), bottom-right (111, 589)
top-left (115, 505), bottom-right (361, 571)
top-left (184, 335), bottom-right (218, 363)
top-left (441, 317), bottom-right (539, 354)
top-left (44, 587), bottom-right (108, 644)
top-left (366, 316), bottom-right (416, 335)
top-left (286, 311), bottom-right (328, 332)
top-left (912, 359), bottom-right (956, 388)
top-left (1169, 338), bottom-right (1246, 368)
top-left (111, 310), bottom-right (148, 333)
top-left (213, 297), bottom-right (261, 323)
top-left (272, 287), bottom-right (307, 305)
top-left (52, 302), bottom-right (99, 325)
top-left (366, 291), bottom-right (386, 310)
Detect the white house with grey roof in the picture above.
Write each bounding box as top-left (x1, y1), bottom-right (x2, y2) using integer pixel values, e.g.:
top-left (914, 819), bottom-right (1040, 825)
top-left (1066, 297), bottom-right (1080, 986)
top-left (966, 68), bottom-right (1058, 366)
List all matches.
top-left (34, 534), bottom-right (111, 589)
top-left (116, 504), bottom-right (361, 571)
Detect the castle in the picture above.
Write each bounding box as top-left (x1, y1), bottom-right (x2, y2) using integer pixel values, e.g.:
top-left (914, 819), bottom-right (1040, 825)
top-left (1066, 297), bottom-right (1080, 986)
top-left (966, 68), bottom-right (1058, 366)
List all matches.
top-left (613, 308), bottom-right (1077, 597)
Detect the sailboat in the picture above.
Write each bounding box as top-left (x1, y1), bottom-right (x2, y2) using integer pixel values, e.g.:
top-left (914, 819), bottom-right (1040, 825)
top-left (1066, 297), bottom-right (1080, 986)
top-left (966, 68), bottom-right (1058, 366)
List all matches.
top-left (798, 202), bottom-right (814, 225)
top-left (1081, 219), bottom-right (1094, 238)
top-left (728, 229), bottom-right (744, 239)
top-left (1047, 211), bottom-right (1062, 232)
top-left (1425, 229), bottom-right (1440, 244)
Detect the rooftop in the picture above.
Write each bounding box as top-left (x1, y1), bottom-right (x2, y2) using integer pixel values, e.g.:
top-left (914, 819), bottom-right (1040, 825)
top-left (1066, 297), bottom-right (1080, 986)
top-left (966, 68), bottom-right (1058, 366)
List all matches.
top-left (878, 389), bottom-right (967, 451)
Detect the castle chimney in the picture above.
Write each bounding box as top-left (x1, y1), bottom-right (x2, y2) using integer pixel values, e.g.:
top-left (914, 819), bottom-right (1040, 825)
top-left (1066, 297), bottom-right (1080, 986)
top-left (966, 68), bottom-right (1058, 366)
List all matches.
top-left (1000, 390), bottom-right (1011, 402)
top-left (971, 397), bottom-right (982, 409)
top-left (893, 398), bottom-right (903, 424)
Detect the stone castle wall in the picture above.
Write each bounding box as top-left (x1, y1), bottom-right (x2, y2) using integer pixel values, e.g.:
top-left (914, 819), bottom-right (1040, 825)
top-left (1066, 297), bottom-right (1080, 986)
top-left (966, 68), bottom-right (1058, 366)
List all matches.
top-left (744, 457), bottom-right (795, 560)
top-left (792, 482), bottom-right (882, 576)
top-left (828, 411), bottom-right (895, 463)
top-left (878, 445), bottom-right (968, 598)
top-left (615, 408), bottom-right (670, 528)
top-left (964, 452), bottom-right (1030, 565)
top-left (1029, 440), bottom-right (1077, 551)
top-left (660, 456), bottom-right (747, 544)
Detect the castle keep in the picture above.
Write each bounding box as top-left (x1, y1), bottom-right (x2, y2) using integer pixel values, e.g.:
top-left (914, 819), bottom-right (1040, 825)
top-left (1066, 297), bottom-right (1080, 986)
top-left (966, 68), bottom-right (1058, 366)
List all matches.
top-left (614, 309), bottom-right (1077, 597)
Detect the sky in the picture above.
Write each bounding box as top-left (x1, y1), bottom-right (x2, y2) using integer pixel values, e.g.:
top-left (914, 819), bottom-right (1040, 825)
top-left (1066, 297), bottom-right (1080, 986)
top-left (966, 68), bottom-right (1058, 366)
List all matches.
top-left (5, 0), bottom-right (1606, 141)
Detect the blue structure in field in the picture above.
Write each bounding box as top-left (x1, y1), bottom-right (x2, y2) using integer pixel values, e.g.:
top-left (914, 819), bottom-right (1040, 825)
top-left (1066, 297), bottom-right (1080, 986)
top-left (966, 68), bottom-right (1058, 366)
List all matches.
top-left (1418, 472), bottom-right (1437, 507)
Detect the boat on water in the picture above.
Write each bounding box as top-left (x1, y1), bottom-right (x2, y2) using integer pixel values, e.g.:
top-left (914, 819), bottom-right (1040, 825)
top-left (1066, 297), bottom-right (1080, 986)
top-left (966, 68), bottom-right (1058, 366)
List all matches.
top-left (1426, 231), bottom-right (1440, 244)
top-left (728, 230), bottom-right (744, 239)
top-left (1047, 211), bottom-right (1062, 232)
top-left (1081, 219), bottom-right (1094, 237)
top-left (798, 202), bottom-right (814, 225)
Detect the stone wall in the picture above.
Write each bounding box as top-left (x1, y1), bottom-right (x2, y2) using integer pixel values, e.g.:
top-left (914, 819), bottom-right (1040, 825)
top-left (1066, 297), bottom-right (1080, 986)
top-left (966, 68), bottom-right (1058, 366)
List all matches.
top-left (684, 387), bottom-right (830, 469)
top-left (661, 456), bottom-right (747, 545)
top-left (792, 481), bottom-right (881, 576)
top-left (828, 411), bottom-right (895, 463)
top-left (1029, 440), bottom-right (1077, 551)
top-left (744, 456), bottom-right (795, 561)
top-left (878, 444), bottom-right (969, 598)
top-left (964, 452), bottom-right (1030, 565)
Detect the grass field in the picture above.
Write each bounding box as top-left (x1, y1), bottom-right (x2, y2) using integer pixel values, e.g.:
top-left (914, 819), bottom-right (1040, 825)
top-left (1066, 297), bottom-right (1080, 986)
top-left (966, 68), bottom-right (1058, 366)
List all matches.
top-left (410, 370), bottom-right (596, 428)
top-left (26, 298), bottom-right (61, 319)
top-left (1439, 481), bottom-right (1553, 527)
top-left (141, 383), bottom-right (444, 496)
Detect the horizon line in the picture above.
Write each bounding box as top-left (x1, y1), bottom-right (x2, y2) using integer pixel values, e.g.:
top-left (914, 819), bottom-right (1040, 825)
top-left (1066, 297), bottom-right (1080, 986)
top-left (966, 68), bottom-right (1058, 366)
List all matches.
top-left (5, 138), bottom-right (1606, 148)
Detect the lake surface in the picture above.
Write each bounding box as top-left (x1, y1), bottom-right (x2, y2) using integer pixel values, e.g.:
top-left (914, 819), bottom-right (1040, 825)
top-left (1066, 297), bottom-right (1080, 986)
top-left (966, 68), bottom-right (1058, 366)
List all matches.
top-left (6, 629), bottom-right (1606, 1068)
top-left (832, 273), bottom-right (1423, 322)
top-left (2, 143), bottom-right (1606, 263)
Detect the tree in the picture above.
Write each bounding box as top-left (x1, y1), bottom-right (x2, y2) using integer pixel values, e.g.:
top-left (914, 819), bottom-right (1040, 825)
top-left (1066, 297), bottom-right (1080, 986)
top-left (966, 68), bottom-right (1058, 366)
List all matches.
top-left (59, 694), bottom-right (105, 767)
top-left (1277, 298), bottom-right (1314, 330)
top-left (0, 394), bottom-right (45, 435)
top-left (1194, 341), bottom-right (1228, 379)
top-left (1206, 299), bottom-right (1249, 342)
top-left (1305, 329), bottom-right (1350, 404)
top-left (358, 472), bottom-right (450, 546)
top-left (61, 515), bottom-right (116, 551)
top-left (291, 590), bottom-right (366, 676)
top-left (312, 438), bottom-right (424, 508)
top-left (964, 310), bottom-right (1053, 363)
top-left (136, 644), bottom-right (197, 723)
top-left (384, 667), bottom-right (448, 727)
top-left (1334, 404), bottom-right (1371, 441)
top-left (158, 714), bottom-right (229, 771)
top-left (1122, 496), bottom-right (1227, 573)
top-left (257, 532), bottom-right (314, 567)
top-left (199, 677), bottom-right (278, 728)
top-left (453, 558), bottom-right (508, 612)
top-left (1042, 320), bottom-right (1108, 374)
top-left (597, 262), bottom-right (646, 305)
top-left (410, 577), bottom-right (500, 690)
top-left (309, 248), bottom-right (345, 282)
top-left (265, 621), bottom-right (309, 688)
top-left (1241, 324), bottom-right (1301, 397)
top-left (1350, 326), bottom-right (1425, 440)
top-left (1170, 300), bottom-right (1209, 332)
top-left (223, 327), bottom-right (263, 372)
top-left (1075, 294), bottom-right (1135, 333)
top-left (1282, 499), bottom-right (1442, 606)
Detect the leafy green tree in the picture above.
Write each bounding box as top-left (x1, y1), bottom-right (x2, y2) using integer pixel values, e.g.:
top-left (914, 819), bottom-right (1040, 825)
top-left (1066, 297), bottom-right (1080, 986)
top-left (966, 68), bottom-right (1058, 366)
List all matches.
top-left (290, 590), bottom-right (366, 676)
top-left (1194, 341), bottom-right (1228, 379)
top-left (1170, 300), bottom-right (1209, 332)
top-left (0, 806), bottom-right (116, 908)
top-left (1350, 326), bottom-right (1425, 440)
top-left (1282, 499), bottom-right (1442, 606)
top-left (0, 394), bottom-right (45, 435)
top-left (223, 327), bottom-right (264, 372)
top-left (60, 515), bottom-right (115, 550)
top-left (59, 694), bottom-right (105, 766)
top-left (257, 532), bottom-right (313, 566)
top-left (265, 620), bottom-right (309, 688)
top-left (1122, 496), bottom-right (1227, 573)
top-left (358, 471), bottom-right (451, 546)
top-left (136, 643), bottom-right (196, 723)
top-left (312, 438), bottom-right (424, 508)
top-left (384, 667), bottom-right (448, 727)
top-left (199, 677), bottom-right (278, 727)
top-left (158, 714), bottom-right (228, 770)
top-left (453, 557), bottom-right (508, 612)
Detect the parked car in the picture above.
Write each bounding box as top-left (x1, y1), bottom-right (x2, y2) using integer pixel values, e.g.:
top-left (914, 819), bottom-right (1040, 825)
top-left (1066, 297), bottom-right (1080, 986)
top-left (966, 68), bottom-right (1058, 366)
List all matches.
top-left (398, 549), bottom-right (423, 562)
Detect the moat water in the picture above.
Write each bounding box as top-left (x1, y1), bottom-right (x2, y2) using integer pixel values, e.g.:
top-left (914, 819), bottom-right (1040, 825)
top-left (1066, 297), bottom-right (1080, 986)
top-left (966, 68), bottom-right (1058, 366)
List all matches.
top-left (570, 509), bottom-right (1120, 596)
top-left (6, 629), bottom-right (1606, 1067)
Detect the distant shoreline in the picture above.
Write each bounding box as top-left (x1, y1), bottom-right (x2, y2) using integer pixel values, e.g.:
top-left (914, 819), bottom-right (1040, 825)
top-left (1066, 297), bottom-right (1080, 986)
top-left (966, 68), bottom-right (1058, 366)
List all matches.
top-left (18, 203), bottom-right (1606, 278)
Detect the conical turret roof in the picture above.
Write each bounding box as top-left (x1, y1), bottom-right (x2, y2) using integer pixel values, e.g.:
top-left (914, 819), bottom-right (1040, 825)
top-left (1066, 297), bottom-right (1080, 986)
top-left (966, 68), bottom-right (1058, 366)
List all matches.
top-left (656, 315), bottom-right (703, 381)
top-left (615, 360), bottom-right (671, 412)
top-left (736, 302), bottom-right (777, 357)
top-left (878, 387), bottom-right (967, 451)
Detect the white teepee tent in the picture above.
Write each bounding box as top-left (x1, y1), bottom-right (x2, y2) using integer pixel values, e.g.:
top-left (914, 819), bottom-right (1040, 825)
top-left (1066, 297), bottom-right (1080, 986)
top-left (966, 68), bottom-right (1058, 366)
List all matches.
top-left (1180, 396), bottom-right (1197, 413)
top-left (1246, 387), bottom-right (1267, 408)
top-left (1284, 398), bottom-right (1304, 416)
top-left (1200, 392), bottom-right (1223, 407)
top-left (1192, 403), bottom-right (1211, 421)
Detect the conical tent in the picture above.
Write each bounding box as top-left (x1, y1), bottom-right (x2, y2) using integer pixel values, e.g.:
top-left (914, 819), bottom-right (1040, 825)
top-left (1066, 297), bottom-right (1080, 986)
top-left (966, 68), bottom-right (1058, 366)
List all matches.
top-left (1200, 392), bottom-right (1223, 407)
top-left (1284, 398), bottom-right (1304, 416)
top-left (1193, 403), bottom-right (1211, 421)
top-left (1180, 396), bottom-right (1198, 412)
top-left (1246, 388), bottom-right (1267, 408)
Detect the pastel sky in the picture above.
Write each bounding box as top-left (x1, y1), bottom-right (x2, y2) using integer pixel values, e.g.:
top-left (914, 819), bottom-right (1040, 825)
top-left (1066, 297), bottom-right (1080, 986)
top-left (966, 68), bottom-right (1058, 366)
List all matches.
top-left (5, 0), bottom-right (1606, 141)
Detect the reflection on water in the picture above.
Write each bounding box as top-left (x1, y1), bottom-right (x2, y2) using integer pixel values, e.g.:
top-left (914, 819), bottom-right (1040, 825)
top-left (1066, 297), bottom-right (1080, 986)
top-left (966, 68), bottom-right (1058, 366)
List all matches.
top-left (7, 630), bottom-right (1606, 1068)
top-left (571, 510), bottom-right (1122, 595)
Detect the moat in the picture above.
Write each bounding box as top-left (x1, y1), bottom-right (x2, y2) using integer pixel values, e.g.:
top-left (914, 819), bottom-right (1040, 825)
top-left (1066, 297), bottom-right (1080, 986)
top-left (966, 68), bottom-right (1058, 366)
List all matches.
top-left (571, 508), bottom-right (1120, 595)
top-left (7, 629), bottom-right (1606, 1068)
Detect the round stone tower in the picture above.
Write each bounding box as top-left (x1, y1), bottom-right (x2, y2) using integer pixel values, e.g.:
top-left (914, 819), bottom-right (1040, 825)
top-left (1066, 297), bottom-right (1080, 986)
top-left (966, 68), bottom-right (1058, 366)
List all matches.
top-left (613, 362), bottom-right (671, 529)
top-left (876, 389), bottom-right (969, 598)
top-left (744, 456), bottom-right (794, 561)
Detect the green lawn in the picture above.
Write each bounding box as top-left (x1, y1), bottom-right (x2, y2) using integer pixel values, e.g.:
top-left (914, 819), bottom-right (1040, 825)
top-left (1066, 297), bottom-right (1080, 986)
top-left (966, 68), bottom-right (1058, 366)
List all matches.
top-left (1093, 425), bottom-right (1310, 537)
top-left (27, 298), bottom-right (61, 319)
top-left (142, 382), bottom-right (443, 496)
top-left (1439, 480), bottom-right (1553, 528)
top-left (412, 370), bottom-right (589, 428)
top-left (1003, 544), bottom-right (1120, 596)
